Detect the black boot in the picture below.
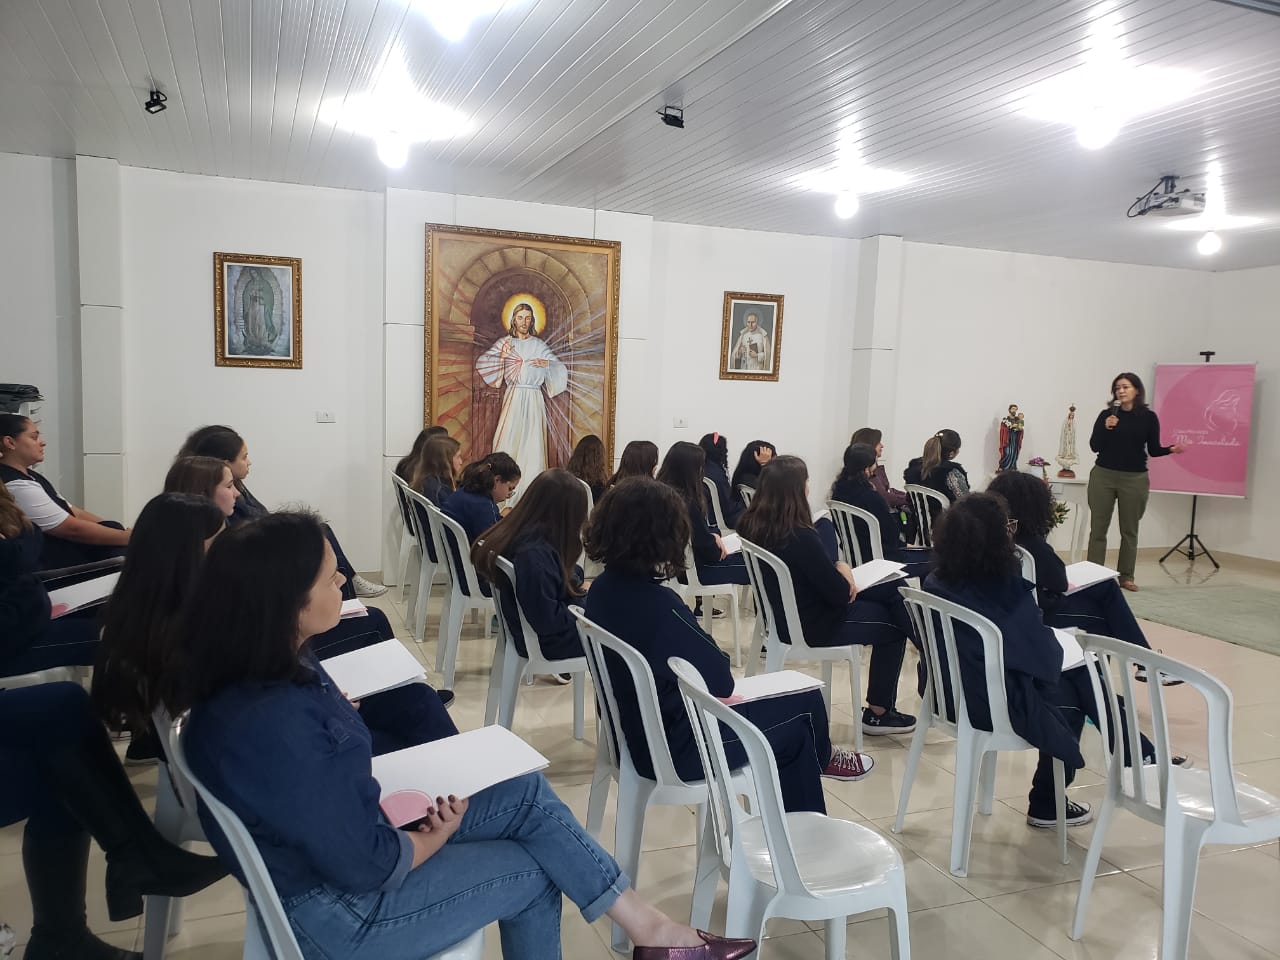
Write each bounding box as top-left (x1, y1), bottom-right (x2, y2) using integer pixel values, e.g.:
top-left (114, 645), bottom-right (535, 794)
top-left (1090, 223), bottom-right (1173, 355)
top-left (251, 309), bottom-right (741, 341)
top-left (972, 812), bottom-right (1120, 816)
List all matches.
top-left (43, 718), bottom-right (228, 921)
top-left (22, 824), bottom-right (141, 960)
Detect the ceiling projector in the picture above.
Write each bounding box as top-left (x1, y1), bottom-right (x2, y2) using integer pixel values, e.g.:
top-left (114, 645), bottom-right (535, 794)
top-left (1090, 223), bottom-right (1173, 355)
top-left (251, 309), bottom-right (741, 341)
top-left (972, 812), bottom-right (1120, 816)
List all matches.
top-left (1128, 175), bottom-right (1206, 218)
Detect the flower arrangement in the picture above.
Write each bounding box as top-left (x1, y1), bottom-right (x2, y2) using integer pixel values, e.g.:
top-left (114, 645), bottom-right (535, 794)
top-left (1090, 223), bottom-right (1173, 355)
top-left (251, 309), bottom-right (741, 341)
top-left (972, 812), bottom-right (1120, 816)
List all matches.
top-left (1050, 498), bottom-right (1070, 529)
top-left (1027, 456), bottom-right (1051, 481)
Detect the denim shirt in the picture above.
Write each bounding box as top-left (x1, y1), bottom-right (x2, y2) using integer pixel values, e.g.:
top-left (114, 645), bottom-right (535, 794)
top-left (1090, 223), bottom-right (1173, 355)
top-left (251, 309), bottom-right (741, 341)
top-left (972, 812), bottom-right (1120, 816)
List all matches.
top-left (184, 653), bottom-right (414, 898)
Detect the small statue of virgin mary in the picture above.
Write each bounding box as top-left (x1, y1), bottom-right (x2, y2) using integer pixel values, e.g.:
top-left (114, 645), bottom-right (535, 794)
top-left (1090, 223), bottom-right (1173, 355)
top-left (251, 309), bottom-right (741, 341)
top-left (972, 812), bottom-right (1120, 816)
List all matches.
top-left (1057, 404), bottom-right (1079, 478)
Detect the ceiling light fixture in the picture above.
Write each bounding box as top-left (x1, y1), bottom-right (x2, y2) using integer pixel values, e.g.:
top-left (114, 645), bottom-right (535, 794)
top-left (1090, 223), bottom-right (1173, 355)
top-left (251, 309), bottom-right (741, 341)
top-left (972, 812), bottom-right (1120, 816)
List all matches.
top-left (319, 47), bottom-right (471, 169)
top-left (797, 118), bottom-right (910, 219)
top-left (1017, 7), bottom-right (1202, 149)
top-left (413, 0), bottom-right (512, 42)
top-left (1196, 231), bottom-right (1222, 256)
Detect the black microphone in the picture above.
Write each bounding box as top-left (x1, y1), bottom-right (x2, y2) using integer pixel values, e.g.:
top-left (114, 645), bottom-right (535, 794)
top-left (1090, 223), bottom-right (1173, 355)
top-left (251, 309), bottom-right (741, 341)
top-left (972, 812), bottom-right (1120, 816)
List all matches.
top-left (1109, 399), bottom-right (1122, 426)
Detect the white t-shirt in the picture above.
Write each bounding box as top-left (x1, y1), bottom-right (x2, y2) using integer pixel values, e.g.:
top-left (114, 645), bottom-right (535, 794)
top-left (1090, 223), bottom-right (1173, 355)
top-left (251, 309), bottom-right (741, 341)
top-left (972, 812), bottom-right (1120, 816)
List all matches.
top-left (3, 472), bottom-right (71, 531)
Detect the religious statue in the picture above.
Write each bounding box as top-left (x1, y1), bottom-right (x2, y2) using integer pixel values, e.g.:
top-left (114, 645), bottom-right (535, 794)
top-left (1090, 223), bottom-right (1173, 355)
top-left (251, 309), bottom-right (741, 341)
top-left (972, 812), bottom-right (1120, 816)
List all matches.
top-left (475, 300), bottom-right (568, 484)
top-left (1057, 404), bottom-right (1079, 478)
top-left (997, 404), bottom-right (1025, 472)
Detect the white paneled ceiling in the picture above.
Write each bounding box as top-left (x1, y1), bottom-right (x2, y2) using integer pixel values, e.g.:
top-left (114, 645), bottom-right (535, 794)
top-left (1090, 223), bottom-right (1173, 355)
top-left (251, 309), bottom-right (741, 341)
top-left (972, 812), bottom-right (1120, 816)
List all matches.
top-left (1, 0), bottom-right (1278, 269)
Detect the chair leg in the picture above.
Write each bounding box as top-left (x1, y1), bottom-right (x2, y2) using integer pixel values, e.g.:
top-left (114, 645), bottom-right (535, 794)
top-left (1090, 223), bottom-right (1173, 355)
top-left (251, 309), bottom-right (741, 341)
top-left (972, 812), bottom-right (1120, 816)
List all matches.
top-left (572, 673), bottom-right (585, 741)
top-left (142, 897), bottom-right (174, 960)
top-left (727, 592), bottom-right (741, 669)
top-left (610, 782), bottom-right (652, 952)
top-left (689, 808), bottom-right (719, 930)
top-left (893, 718), bottom-right (930, 834)
top-left (435, 592), bottom-right (452, 671)
top-left (441, 598), bottom-right (465, 689)
top-left (484, 634), bottom-right (506, 726)
top-left (413, 560), bottom-right (434, 643)
top-left (1053, 758), bottom-right (1069, 865)
top-left (950, 739), bottom-right (983, 877)
top-left (846, 653), bottom-right (863, 754)
top-left (888, 888), bottom-right (911, 960)
top-left (1160, 813), bottom-right (1209, 960)
top-left (1070, 790), bottom-right (1117, 940)
top-left (820, 661), bottom-right (834, 716)
top-left (824, 917), bottom-right (847, 960)
top-left (978, 751), bottom-right (997, 816)
top-left (585, 742), bottom-right (611, 839)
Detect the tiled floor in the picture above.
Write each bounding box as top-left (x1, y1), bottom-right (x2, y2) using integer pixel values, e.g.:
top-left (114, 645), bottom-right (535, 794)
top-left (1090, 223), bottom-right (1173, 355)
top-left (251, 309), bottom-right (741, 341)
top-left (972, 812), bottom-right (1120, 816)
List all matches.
top-left (3, 549), bottom-right (1277, 959)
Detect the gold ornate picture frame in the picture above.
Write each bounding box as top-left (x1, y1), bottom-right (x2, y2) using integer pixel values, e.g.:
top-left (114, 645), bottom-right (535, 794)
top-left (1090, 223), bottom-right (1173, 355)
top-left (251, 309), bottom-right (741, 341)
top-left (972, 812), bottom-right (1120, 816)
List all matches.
top-left (423, 224), bottom-right (621, 472)
top-left (720, 291), bottom-right (783, 382)
top-left (213, 252), bottom-right (303, 369)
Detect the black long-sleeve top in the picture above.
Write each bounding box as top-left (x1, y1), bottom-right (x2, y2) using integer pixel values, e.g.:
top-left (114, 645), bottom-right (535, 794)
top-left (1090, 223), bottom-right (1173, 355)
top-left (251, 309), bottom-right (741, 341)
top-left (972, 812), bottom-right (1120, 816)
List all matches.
top-left (1088, 406), bottom-right (1173, 473)
top-left (830, 478), bottom-right (903, 560)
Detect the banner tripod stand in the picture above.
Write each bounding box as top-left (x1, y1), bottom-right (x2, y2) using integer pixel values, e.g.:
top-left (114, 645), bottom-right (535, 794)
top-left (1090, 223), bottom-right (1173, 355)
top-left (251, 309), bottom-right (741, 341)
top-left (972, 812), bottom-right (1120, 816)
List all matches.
top-left (1160, 495), bottom-right (1219, 568)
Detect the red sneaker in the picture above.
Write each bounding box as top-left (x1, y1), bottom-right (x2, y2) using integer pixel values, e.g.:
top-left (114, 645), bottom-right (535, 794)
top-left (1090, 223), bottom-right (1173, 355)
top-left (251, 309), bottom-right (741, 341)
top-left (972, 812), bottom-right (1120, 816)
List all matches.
top-left (822, 747), bottom-right (874, 781)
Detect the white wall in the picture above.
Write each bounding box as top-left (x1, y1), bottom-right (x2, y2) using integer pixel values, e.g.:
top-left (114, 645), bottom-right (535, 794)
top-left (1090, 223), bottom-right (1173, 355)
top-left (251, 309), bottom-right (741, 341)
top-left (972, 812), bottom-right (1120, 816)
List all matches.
top-left (889, 242), bottom-right (1214, 552)
top-left (649, 222), bottom-right (860, 497)
top-left (119, 168), bottom-right (385, 567)
top-left (0, 152), bottom-right (81, 500)
top-left (1202, 265), bottom-right (1280, 561)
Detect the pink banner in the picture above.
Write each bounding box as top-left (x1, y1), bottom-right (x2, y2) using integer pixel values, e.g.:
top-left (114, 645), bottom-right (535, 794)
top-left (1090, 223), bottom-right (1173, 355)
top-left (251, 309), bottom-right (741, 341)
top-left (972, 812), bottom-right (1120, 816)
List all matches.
top-left (1149, 363), bottom-right (1255, 498)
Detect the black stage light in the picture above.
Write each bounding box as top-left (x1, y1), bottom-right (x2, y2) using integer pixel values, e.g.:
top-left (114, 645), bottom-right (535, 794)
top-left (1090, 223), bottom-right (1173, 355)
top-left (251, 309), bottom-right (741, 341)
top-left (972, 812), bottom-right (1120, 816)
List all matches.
top-left (657, 105), bottom-right (684, 129)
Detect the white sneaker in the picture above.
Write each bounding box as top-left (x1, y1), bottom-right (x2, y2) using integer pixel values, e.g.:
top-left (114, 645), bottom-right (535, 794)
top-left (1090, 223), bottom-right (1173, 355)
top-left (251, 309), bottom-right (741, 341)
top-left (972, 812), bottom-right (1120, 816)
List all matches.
top-left (352, 575), bottom-right (388, 598)
top-left (0, 922), bottom-right (16, 959)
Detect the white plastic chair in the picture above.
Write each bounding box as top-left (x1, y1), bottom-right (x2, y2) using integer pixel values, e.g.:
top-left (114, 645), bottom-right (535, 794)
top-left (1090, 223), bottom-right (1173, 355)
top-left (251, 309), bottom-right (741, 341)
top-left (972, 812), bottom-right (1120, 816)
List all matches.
top-left (571, 608), bottom-right (752, 952)
top-left (827, 501), bottom-right (884, 567)
top-left (739, 538), bottom-right (864, 753)
top-left (389, 472), bottom-right (417, 596)
top-left (425, 503), bottom-right (493, 689)
top-left (894, 587), bottom-right (1067, 876)
top-left (161, 714), bottom-right (485, 960)
top-left (670, 658), bottom-right (910, 960)
top-left (702, 476), bottom-right (733, 533)
top-left (676, 544), bottom-right (744, 668)
top-left (736, 484), bottom-right (755, 507)
top-left (400, 482), bottom-right (450, 643)
top-left (1071, 636), bottom-right (1280, 960)
top-left (1014, 547), bottom-right (1039, 607)
top-left (485, 556), bottom-right (587, 740)
top-left (904, 484), bottom-right (948, 548)
top-left (0, 666), bottom-right (83, 690)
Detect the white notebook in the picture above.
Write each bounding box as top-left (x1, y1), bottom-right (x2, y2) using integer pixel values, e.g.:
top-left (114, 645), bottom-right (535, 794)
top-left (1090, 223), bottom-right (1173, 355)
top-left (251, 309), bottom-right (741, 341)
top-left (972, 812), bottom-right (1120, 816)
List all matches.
top-left (720, 533), bottom-right (742, 555)
top-left (1063, 561), bottom-right (1120, 596)
top-left (1053, 628), bottom-right (1087, 671)
top-left (340, 598), bottom-right (369, 619)
top-left (851, 558), bottom-right (906, 592)
top-left (729, 670), bottom-right (824, 704)
top-left (374, 726), bottom-right (550, 828)
top-left (320, 640), bottom-right (426, 701)
top-left (47, 572), bottom-right (120, 619)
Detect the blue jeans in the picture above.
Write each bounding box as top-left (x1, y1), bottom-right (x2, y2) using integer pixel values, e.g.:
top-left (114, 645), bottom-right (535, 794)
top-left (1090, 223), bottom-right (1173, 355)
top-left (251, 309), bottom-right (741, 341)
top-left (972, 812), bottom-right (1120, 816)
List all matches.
top-left (283, 773), bottom-right (629, 960)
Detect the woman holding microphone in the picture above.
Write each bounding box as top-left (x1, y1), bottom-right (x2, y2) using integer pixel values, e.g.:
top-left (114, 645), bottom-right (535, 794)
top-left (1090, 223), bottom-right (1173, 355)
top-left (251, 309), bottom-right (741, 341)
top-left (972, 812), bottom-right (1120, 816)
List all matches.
top-left (1086, 372), bottom-right (1186, 592)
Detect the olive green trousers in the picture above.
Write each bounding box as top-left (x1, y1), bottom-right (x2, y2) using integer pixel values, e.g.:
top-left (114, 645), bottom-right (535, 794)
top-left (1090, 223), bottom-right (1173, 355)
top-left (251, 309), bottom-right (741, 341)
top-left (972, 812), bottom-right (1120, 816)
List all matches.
top-left (1086, 466), bottom-right (1150, 580)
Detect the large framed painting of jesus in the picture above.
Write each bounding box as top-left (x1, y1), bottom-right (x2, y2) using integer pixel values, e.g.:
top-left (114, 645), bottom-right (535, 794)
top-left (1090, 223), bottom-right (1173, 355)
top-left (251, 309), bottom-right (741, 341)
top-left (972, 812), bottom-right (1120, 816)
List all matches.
top-left (423, 224), bottom-right (621, 481)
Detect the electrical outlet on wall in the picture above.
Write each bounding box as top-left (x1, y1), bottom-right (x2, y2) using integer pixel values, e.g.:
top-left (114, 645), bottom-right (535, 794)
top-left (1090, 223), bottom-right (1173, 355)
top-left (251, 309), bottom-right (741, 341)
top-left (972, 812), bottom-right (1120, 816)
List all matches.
top-left (315, 411), bottom-right (336, 424)
top-left (673, 416), bottom-right (688, 429)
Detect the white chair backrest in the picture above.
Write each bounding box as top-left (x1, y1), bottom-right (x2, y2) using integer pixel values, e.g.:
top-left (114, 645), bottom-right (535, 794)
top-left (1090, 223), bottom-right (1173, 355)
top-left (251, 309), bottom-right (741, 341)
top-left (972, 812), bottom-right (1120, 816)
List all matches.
top-left (571, 607), bottom-right (691, 787)
top-left (738, 538), bottom-right (810, 653)
top-left (391, 472), bottom-right (415, 530)
top-left (905, 483), bottom-right (948, 547)
top-left (575, 476), bottom-right (595, 514)
top-left (898, 586), bottom-right (1016, 740)
top-left (430, 505), bottom-right (486, 598)
top-left (152, 707), bottom-right (199, 815)
top-left (827, 500), bottom-right (883, 566)
top-left (399, 481), bottom-right (441, 565)
top-left (736, 484), bottom-right (755, 507)
top-left (702, 476), bottom-right (730, 533)
top-left (164, 714), bottom-right (305, 960)
top-left (669, 657), bottom-right (807, 892)
top-left (1078, 634), bottom-right (1244, 825)
top-left (494, 555), bottom-right (561, 669)
top-left (1015, 548), bottom-right (1038, 604)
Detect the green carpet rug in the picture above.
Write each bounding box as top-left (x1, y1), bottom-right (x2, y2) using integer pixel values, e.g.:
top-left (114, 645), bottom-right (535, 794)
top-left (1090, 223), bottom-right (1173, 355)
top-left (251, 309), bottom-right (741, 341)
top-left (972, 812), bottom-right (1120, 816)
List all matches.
top-left (1127, 585), bottom-right (1280, 657)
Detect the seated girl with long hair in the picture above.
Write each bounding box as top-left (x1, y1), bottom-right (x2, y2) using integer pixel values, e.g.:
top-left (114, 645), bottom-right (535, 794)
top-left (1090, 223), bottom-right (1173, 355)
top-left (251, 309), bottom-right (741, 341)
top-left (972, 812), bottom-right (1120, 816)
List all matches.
top-left (698, 432), bottom-right (743, 529)
top-left (737, 456), bottom-right (918, 738)
top-left (903, 429), bottom-right (969, 503)
top-left (164, 511), bottom-right (755, 960)
top-left (176, 424), bottom-right (386, 599)
top-left (410, 435), bottom-right (463, 508)
top-left (584, 477), bottom-right (872, 808)
top-left (444, 453), bottom-right (522, 544)
top-left (94, 494), bottom-right (454, 760)
top-left (849, 427), bottom-right (908, 512)
top-left (728, 440), bottom-right (776, 497)
top-left (986, 471), bottom-right (1176, 686)
top-left (923, 493), bottom-right (1177, 829)
top-left (395, 426), bottom-right (448, 483)
top-left (0, 484), bottom-right (102, 680)
top-left (565, 434), bottom-right (609, 504)
top-left (472, 469), bottom-right (587, 663)
top-left (830, 443), bottom-right (930, 576)
top-left (608, 440), bottom-right (659, 486)
top-left (657, 442), bottom-right (748, 589)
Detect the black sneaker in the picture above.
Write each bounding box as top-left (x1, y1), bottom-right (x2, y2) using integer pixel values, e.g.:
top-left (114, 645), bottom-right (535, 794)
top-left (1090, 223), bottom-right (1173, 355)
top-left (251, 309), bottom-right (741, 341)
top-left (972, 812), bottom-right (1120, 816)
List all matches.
top-left (1027, 799), bottom-right (1092, 828)
top-left (124, 728), bottom-right (161, 766)
top-left (436, 689), bottom-right (456, 709)
top-left (861, 707), bottom-right (916, 736)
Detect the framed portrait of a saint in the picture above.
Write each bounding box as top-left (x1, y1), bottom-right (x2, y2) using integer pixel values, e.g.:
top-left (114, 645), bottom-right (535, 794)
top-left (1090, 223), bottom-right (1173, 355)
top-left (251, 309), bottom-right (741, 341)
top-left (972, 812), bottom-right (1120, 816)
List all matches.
top-left (423, 224), bottom-right (621, 481)
top-left (720, 291), bottom-right (783, 382)
top-left (213, 252), bottom-right (302, 369)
